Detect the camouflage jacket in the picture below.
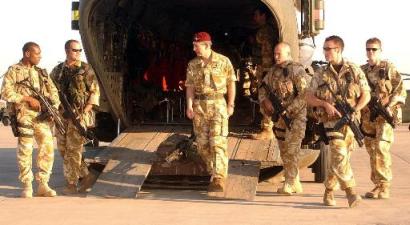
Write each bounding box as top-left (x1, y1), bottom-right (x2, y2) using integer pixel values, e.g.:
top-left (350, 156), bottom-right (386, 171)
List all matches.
top-left (361, 60), bottom-right (406, 106)
top-left (259, 61), bottom-right (310, 120)
top-left (308, 60), bottom-right (370, 123)
top-left (185, 51), bottom-right (236, 95)
top-left (50, 60), bottom-right (100, 127)
top-left (1, 61), bottom-right (60, 120)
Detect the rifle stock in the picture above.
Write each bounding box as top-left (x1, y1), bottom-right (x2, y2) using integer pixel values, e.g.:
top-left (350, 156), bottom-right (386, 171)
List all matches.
top-left (333, 100), bottom-right (365, 147)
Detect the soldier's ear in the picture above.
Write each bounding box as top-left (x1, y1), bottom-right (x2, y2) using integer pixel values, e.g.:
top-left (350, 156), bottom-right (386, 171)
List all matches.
top-left (23, 50), bottom-right (31, 58)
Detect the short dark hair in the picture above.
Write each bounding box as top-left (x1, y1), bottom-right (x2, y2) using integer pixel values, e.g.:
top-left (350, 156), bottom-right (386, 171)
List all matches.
top-left (366, 37), bottom-right (382, 48)
top-left (22, 42), bottom-right (40, 53)
top-left (254, 4), bottom-right (271, 18)
top-left (64, 39), bottom-right (80, 50)
top-left (325, 35), bottom-right (344, 51)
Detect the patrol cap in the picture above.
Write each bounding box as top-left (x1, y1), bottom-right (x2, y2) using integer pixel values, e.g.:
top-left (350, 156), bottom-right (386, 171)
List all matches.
top-left (193, 32), bottom-right (212, 42)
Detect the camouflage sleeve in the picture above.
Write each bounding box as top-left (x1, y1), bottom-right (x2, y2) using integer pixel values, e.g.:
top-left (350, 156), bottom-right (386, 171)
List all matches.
top-left (287, 65), bottom-right (309, 112)
top-left (258, 69), bottom-right (272, 103)
top-left (86, 67), bottom-right (100, 106)
top-left (0, 66), bottom-right (24, 103)
top-left (388, 62), bottom-right (407, 105)
top-left (225, 58), bottom-right (237, 83)
top-left (307, 71), bottom-right (321, 93)
top-left (185, 62), bottom-right (194, 87)
top-left (356, 65), bottom-right (371, 93)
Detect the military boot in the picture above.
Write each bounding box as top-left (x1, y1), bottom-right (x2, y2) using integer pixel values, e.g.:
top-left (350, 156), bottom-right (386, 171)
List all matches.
top-left (78, 171), bottom-right (98, 193)
top-left (208, 178), bottom-right (225, 192)
top-left (37, 182), bottom-right (57, 197)
top-left (21, 182), bottom-right (33, 198)
top-left (378, 185), bottom-right (390, 199)
top-left (364, 186), bottom-right (380, 199)
top-left (323, 189), bottom-right (336, 206)
top-left (251, 128), bottom-right (274, 140)
top-left (62, 183), bottom-right (78, 195)
top-left (277, 182), bottom-right (303, 195)
top-left (345, 187), bottom-right (361, 208)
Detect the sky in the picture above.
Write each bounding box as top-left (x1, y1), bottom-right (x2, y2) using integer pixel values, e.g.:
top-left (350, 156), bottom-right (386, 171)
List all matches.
top-left (0, 0), bottom-right (409, 86)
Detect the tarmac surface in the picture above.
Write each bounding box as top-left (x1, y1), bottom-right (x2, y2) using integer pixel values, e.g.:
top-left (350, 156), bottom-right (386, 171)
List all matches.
top-left (0, 124), bottom-right (409, 225)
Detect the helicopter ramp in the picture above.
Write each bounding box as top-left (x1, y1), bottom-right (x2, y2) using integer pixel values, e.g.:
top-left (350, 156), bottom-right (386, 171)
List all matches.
top-left (87, 126), bottom-right (281, 200)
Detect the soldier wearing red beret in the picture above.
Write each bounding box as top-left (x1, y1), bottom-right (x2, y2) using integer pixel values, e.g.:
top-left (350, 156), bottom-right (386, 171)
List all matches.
top-left (185, 32), bottom-right (237, 192)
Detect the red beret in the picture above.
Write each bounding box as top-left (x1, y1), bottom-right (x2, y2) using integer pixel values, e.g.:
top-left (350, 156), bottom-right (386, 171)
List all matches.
top-left (193, 32), bottom-right (212, 42)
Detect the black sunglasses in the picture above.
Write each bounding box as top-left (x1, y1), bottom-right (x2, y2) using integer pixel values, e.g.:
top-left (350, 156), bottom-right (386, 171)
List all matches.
top-left (366, 48), bottom-right (379, 52)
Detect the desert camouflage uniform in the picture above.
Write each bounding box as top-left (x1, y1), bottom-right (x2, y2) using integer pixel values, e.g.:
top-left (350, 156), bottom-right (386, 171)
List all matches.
top-left (308, 61), bottom-right (370, 191)
top-left (259, 61), bottom-right (310, 188)
top-left (185, 51), bottom-right (236, 179)
top-left (50, 60), bottom-right (100, 185)
top-left (360, 61), bottom-right (407, 188)
top-left (1, 62), bottom-right (60, 184)
top-left (255, 23), bottom-right (275, 130)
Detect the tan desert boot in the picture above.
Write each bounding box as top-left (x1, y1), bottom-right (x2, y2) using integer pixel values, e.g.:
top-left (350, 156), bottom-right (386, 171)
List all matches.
top-left (62, 183), bottom-right (78, 195)
top-left (323, 189), bottom-right (336, 206)
top-left (251, 128), bottom-right (274, 140)
top-left (208, 178), bottom-right (225, 192)
top-left (364, 186), bottom-right (380, 199)
top-left (345, 187), bottom-right (361, 208)
top-left (37, 182), bottom-right (57, 197)
top-left (378, 186), bottom-right (390, 199)
top-left (21, 182), bottom-right (33, 198)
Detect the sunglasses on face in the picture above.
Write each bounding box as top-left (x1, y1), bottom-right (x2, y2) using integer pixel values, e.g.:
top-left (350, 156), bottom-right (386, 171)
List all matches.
top-left (366, 48), bottom-right (379, 52)
top-left (71, 48), bottom-right (83, 53)
top-left (323, 47), bottom-right (338, 51)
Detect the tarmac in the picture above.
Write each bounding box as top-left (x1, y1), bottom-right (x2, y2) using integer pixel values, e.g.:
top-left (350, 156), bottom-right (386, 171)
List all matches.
top-left (0, 124), bottom-right (409, 225)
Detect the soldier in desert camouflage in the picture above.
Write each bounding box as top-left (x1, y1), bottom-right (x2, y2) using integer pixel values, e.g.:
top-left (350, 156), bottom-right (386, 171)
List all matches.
top-left (50, 40), bottom-right (100, 195)
top-left (306, 35), bottom-right (370, 208)
top-left (1, 42), bottom-right (59, 198)
top-left (258, 42), bottom-right (310, 195)
top-left (185, 32), bottom-right (236, 192)
top-left (360, 37), bottom-right (407, 199)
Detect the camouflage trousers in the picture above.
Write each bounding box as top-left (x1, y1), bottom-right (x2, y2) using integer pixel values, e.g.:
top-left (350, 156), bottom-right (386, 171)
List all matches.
top-left (361, 117), bottom-right (393, 187)
top-left (56, 120), bottom-right (87, 185)
top-left (324, 124), bottom-right (356, 190)
top-left (193, 99), bottom-right (229, 179)
top-left (274, 117), bottom-right (306, 185)
top-left (17, 120), bottom-right (54, 184)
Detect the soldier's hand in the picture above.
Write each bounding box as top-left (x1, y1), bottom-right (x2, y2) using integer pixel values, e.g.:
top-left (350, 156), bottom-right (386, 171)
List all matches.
top-left (323, 101), bottom-right (341, 118)
top-left (227, 104), bottom-right (234, 117)
top-left (261, 99), bottom-right (274, 116)
top-left (186, 107), bottom-right (194, 120)
top-left (23, 96), bottom-right (41, 112)
top-left (84, 104), bottom-right (93, 113)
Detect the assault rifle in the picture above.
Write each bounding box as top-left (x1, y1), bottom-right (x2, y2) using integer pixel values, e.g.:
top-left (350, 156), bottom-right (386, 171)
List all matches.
top-left (57, 90), bottom-right (95, 142)
top-left (368, 96), bottom-right (395, 128)
top-left (325, 83), bottom-right (365, 147)
top-left (17, 80), bottom-right (66, 135)
top-left (260, 82), bottom-right (292, 129)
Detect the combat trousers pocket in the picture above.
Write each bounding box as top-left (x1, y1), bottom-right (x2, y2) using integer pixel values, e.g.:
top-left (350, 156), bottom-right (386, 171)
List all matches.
top-left (221, 117), bottom-right (229, 137)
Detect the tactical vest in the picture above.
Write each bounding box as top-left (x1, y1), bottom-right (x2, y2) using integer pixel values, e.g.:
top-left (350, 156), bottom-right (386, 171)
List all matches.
top-left (361, 61), bottom-right (393, 99)
top-left (315, 63), bottom-right (361, 122)
top-left (56, 62), bottom-right (91, 109)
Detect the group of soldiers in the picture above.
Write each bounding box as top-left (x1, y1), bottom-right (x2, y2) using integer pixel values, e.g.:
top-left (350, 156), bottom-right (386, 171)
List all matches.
top-left (1, 40), bottom-right (100, 198)
top-left (186, 6), bottom-right (406, 208)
